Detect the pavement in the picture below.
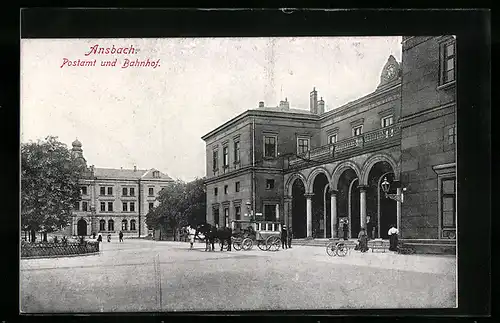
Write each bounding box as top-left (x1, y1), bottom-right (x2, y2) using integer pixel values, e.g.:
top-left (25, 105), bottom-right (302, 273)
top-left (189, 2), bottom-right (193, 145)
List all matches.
top-left (20, 239), bottom-right (457, 313)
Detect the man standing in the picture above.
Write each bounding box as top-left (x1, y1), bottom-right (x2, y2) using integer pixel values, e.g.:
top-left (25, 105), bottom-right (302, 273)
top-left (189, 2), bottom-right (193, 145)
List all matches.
top-left (119, 231), bottom-right (123, 243)
top-left (281, 225), bottom-right (288, 249)
top-left (388, 224), bottom-right (399, 251)
top-left (343, 220), bottom-right (349, 240)
top-left (288, 227), bottom-right (293, 248)
top-left (188, 225), bottom-right (197, 249)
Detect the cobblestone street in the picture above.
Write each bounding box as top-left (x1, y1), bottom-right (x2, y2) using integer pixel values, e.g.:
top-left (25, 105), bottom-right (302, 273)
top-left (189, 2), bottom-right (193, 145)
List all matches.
top-left (20, 239), bottom-right (457, 312)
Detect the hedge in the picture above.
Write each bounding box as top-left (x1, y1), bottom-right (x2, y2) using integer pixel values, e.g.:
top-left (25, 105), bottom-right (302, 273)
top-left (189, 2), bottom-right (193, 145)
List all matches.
top-left (21, 241), bottom-right (99, 258)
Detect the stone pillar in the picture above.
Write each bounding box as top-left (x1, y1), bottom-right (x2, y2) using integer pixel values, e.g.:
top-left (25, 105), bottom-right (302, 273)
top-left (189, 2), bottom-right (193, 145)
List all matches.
top-left (284, 196), bottom-right (292, 228)
top-left (305, 193), bottom-right (314, 238)
top-left (396, 186), bottom-right (402, 236)
top-left (359, 185), bottom-right (368, 231)
top-left (330, 190), bottom-right (337, 239)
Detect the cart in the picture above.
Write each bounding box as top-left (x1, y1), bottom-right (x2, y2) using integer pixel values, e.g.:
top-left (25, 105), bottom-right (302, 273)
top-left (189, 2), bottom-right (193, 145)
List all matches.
top-left (230, 220), bottom-right (283, 251)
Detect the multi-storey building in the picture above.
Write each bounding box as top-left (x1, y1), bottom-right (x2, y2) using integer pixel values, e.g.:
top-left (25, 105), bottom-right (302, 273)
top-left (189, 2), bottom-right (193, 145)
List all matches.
top-left (68, 139), bottom-right (173, 237)
top-left (202, 36), bottom-right (456, 242)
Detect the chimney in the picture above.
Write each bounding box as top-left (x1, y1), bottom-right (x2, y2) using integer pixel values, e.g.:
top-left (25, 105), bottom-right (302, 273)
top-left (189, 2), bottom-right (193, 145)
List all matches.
top-left (310, 87), bottom-right (318, 114)
top-left (318, 97), bottom-right (325, 114)
top-left (134, 165), bottom-right (137, 172)
top-left (279, 97), bottom-right (290, 110)
top-left (258, 101), bottom-right (264, 108)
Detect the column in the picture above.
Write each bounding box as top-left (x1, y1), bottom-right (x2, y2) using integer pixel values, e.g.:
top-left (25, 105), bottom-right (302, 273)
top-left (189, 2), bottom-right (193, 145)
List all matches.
top-left (396, 187), bottom-right (402, 236)
top-left (359, 185), bottom-right (368, 230)
top-left (323, 195), bottom-right (327, 238)
top-left (330, 190), bottom-right (337, 239)
top-left (284, 196), bottom-right (292, 228)
top-left (305, 193), bottom-right (314, 238)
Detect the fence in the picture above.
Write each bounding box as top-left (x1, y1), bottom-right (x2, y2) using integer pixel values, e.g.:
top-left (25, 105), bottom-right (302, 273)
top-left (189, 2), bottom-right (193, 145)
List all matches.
top-left (21, 241), bottom-right (100, 258)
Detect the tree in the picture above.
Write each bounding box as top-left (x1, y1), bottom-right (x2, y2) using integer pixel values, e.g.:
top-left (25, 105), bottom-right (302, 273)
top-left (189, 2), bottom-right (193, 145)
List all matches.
top-left (184, 177), bottom-right (206, 226)
top-left (21, 136), bottom-right (85, 242)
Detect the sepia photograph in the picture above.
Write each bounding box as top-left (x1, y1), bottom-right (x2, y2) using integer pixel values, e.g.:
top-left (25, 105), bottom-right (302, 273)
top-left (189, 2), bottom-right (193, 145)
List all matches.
top-left (20, 33), bottom-right (459, 313)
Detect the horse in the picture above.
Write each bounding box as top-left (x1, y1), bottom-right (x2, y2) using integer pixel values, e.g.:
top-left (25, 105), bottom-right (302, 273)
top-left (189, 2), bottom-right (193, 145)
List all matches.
top-left (195, 223), bottom-right (232, 251)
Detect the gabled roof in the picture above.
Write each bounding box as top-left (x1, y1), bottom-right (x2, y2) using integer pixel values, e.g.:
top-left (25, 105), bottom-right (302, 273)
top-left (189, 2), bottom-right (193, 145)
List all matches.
top-left (93, 167), bottom-right (173, 181)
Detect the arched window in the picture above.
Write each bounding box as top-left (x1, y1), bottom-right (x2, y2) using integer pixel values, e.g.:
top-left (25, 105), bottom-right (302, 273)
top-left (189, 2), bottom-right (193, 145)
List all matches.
top-left (108, 219), bottom-right (114, 232)
top-left (99, 219), bottom-right (106, 231)
top-left (130, 219), bottom-right (136, 231)
top-left (122, 219), bottom-right (128, 231)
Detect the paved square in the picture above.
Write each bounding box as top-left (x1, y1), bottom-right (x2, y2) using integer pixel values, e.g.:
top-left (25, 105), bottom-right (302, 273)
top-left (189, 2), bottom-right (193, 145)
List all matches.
top-left (20, 239), bottom-right (456, 312)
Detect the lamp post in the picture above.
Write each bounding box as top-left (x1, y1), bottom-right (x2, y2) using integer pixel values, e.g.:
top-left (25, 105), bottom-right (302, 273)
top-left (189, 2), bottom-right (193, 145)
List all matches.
top-left (381, 177), bottom-right (406, 203)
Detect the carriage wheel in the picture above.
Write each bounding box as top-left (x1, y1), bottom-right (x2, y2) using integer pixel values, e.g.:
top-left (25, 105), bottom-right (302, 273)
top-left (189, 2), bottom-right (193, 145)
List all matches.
top-left (326, 242), bottom-right (337, 257)
top-left (267, 236), bottom-right (281, 251)
top-left (257, 240), bottom-right (267, 251)
top-left (232, 238), bottom-right (242, 251)
top-left (335, 243), bottom-right (349, 257)
top-left (242, 238), bottom-right (253, 251)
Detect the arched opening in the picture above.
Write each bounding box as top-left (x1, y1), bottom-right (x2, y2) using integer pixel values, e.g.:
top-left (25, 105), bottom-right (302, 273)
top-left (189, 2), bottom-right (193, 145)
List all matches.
top-left (108, 219), bottom-right (115, 232)
top-left (77, 218), bottom-right (87, 236)
top-left (291, 179), bottom-right (306, 239)
top-left (99, 219), bottom-right (106, 232)
top-left (337, 169), bottom-right (360, 238)
top-left (366, 161), bottom-right (396, 239)
top-left (311, 172), bottom-right (329, 238)
top-left (122, 219), bottom-right (128, 231)
top-left (130, 219), bottom-right (137, 231)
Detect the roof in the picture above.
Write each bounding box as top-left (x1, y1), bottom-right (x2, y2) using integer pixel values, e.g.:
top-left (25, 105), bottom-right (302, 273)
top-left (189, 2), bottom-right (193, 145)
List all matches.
top-left (93, 167), bottom-right (173, 181)
top-left (258, 106), bottom-right (313, 114)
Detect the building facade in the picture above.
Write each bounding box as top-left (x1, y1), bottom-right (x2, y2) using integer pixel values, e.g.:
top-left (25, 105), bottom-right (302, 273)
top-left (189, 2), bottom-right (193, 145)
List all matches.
top-left (202, 36), bottom-right (456, 241)
top-left (68, 139), bottom-right (173, 237)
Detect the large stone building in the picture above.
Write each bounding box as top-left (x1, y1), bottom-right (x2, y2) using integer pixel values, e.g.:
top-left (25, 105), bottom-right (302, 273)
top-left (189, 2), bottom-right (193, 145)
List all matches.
top-left (201, 36), bottom-right (456, 242)
top-left (68, 139), bottom-right (173, 237)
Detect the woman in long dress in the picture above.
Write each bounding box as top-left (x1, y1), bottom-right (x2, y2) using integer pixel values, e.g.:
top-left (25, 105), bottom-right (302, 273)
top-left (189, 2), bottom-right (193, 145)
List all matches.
top-left (358, 228), bottom-right (369, 252)
top-left (388, 225), bottom-right (399, 251)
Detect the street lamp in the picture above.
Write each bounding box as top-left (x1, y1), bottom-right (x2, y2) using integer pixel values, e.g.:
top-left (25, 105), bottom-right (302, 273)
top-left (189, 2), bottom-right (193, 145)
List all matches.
top-left (381, 177), bottom-right (406, 203)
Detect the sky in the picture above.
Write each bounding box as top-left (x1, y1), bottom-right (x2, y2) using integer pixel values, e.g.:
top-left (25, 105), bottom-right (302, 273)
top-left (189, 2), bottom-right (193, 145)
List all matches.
top-left (21, 36), bottom-right (402, 182)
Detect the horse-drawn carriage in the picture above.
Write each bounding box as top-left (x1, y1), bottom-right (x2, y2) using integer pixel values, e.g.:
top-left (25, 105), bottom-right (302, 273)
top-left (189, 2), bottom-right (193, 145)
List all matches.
top-left (230, 220), bottom-right (282, 252)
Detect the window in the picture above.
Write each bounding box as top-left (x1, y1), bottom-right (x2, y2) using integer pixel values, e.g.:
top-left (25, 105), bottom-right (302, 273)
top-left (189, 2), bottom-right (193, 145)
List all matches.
top-left (149, 202), bottom-right (154, 211)
top-left (224, 185), bottom-right (228, 194)
top-left (235, 182), bottom-right (240, 192)
top-left (235, 206), bottom-right (241, 220)
top-left (223, 146), bottom-right (229, 167)
top-left (99, 219), bottom-right (106, 231)
top-left (107, 202), bottom-right (113, 212)
top-left (153, 171), bottom-right (160, 178)
top-left (234, 141), bottom-right (240, 163)
top-left (264, 204), bottom-right (277, 222)
top-left (122, 220), bottom-right (128, 231)
top-left (442, 41), bottom-right (456, 84)
top-left (82, 201), bottom-right (88, 211)
top-left (264, 136), bottom-right (277, 158)
top-left (382, 115), bottom-right (394, 128)
top-left (148, 187), bottom-right (154, 196)
top-left (81, 186), bottom-right (87, 195)
top-left (100, 202), bottom-right (105, 212)
top-left (130, 219), bottom-right (136, 231)
top-left (108, 219), bottom-right (115, 231)
top-left (212, 150), bottom-right (218, 170)
top-left (328, 134), bottom-right (337, 144)
top-left (213, 208), bottom-right (220, 226)
top-left (130, 187), bottom-right (135, 196)
top-left (441, 178), bottom-right (456, 228)
top-left (122, 187), bottom-right (128, 196)
top-left (100, 187), bottom-right (106, 196)
top-left (297, 137), bottom-right (310, 155)
top-left (353, 125), bottom-right (363, 136)
top-left (74, 202), bottom-right (79, 211)
top-left (130, 202), bottom-right (135, 212)
top-left (214, 187), bottom-right (218, 196)
top-left (266, 179), bottom-right (275, 190)
top-left (448, 125), bottom-right (456, 144)
top-left (123, 202), bottom-right (128, 212)
top-left (107, 187), bottom-right (113, 195)
top-left (224, 208), bottom-right (229, 227)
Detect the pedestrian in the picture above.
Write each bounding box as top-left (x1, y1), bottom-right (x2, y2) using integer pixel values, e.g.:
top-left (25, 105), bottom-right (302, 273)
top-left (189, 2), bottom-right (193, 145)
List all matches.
top-left (343, 220), bottom-right (349, 240)
top-left (288, 227), bottom-right (293, 248)
top-left (119, 231), bottom-right (124, 243)
top-left (281, 225), bottom-right (288, 249)
top-left (188, 225), bottom-right (196, 249)
top-left (358, 227), bottom-right (369, 252)
top-left (388, 224), bottom-right (399, 251)
top-left (97, 234), bottom-right (102, 243)
top-left (107, 233), bottom-right (111, 242)
top-left (92, 232), bottom-right (96, 239)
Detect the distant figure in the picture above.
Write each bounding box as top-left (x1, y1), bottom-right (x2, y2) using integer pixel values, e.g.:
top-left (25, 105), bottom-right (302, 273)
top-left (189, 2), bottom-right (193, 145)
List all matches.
top-left (119, 231), bottom-right (124, 243)
top-left (388, 224), bottom-right (399, 251)
top-left (97, 234), bottom-right (102, 243)
top-left (342, 221), bottom-right (349, 240)
top-left (358, 228), bottom-right (369, 252)
top-left (107, 234), bottom-right (111, 242)
top-left (188, 225), bottom-right (197, 249)
top-left (281, 225), bottom-right (288, 249)
top-left (288, 227), bottom-right (293, 248)
top-left (92, 232), bottom-right (96, 239)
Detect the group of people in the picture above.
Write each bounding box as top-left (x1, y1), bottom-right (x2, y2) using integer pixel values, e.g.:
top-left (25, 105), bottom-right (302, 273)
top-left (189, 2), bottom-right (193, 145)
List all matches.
top-left (280, 225), bottom-right (293, 249)
top-left (94, 231), bottom-right (125, 243)
top-left (355, 224), bottom-right (399, 252)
